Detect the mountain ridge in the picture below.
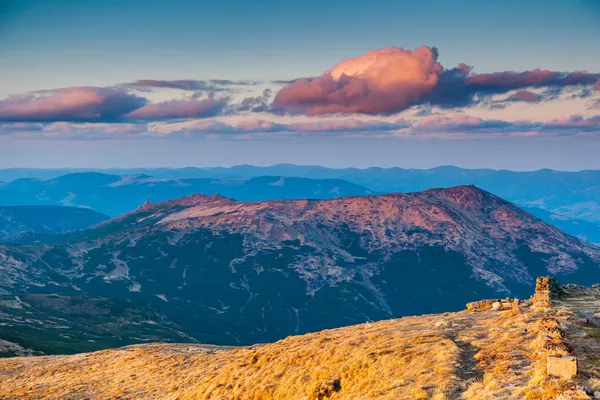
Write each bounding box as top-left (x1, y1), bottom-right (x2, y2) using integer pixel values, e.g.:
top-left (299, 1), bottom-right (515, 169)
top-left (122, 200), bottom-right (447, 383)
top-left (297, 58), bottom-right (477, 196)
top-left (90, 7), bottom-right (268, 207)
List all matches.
top-left (1, 185), bottom-right (598, 346)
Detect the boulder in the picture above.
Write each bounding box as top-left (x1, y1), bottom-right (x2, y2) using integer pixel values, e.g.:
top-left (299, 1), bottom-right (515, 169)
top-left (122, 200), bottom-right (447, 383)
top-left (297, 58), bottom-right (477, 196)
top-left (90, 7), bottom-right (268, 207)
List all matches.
top-left (547, 355), bottom-right (577, 379)
top-left (466, 299), bottom-right (497, 311)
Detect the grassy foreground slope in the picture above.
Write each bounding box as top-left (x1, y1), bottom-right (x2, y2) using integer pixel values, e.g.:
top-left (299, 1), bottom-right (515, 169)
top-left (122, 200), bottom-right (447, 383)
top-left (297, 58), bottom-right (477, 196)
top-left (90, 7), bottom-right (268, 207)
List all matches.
top-left (1, 292), bottom-right (592, 400)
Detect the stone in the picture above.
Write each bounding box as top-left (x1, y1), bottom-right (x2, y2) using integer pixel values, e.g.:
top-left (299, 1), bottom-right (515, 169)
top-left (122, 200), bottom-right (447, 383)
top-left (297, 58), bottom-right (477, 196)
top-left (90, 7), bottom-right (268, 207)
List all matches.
top-left (466, 299), bottom-right (496, 311)
top-left (557, 390), bottom-right (591, 399)
top-left (434, 320), bottom-right (449, 329)
top-left (492, 302), bottom-right (502, 310)
top-left (593, 391), bottom-right (600, 399)
top-left (547, 355), bottom-right (577, 379)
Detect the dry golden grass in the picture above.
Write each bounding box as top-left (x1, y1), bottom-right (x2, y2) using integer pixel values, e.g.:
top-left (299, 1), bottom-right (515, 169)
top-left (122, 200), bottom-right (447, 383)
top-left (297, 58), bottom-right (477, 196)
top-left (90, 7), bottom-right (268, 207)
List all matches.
top-left (0, 298), bottom-right (587, 400)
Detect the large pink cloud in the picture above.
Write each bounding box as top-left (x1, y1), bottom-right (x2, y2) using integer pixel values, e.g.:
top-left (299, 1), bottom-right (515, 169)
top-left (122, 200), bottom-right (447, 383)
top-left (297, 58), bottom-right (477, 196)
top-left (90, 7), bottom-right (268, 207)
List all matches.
top-left (0, 87), bottom-right (146, 122)
top-left (124, 98), bottom-right (227, 120)
top-left (272, 46), bottom-right (443, 115)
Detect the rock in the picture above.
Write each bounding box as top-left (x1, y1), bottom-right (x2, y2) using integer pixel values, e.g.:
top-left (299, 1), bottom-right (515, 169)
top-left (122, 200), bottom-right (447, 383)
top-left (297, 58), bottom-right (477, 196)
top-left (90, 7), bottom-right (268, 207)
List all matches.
top-left (434, 320), bottom-right (449, 329)
top-left (547, 355), bottom-right (577, 379)
top-left (466, 299), bottom-right (496, 311)
top-left (593, 391), bottom-right (600, 399)
top-left (557, 390), bottom-right (591, 399)
top-left (492, 302), bottom-right (502, 310)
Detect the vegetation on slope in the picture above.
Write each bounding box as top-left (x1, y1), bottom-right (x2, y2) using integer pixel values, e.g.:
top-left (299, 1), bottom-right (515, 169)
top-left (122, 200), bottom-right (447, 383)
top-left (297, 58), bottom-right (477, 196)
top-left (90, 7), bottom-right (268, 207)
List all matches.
top-left (0, 294), bottom-right (587, 400)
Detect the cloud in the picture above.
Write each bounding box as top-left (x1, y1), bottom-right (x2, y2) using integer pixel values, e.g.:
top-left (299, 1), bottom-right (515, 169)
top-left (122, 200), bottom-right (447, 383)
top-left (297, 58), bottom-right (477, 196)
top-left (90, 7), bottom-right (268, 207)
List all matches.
top-left (0, 122), bottom-right (44, 133)
top-left (464, 69), bottom-right (599, 91)
top-left (427, 68), bottom-right (600, 108)
top-left (273, 46), bottom-right (600, 114)
top-left (400, 114), bottom-right (600, 139)
top-left (4, 113), bottom-right (598, 141)
top-left (545, 115), bottom-right (600, 132)
top-left (0, 87), bottom-right (147, 123)
top-left (171, 118), bottom-right (410, 138)
top-left (286, 119), bottom-right (409, 133)
top-left (124, 79), bottom-right (258, 92)
top-left (272, 46), bottom-right (444, 115)
top-left (124, 98), bottom-right (228, 120)
top-left (507, 90), bottom-right (541, 102)
top-left (594, 80), bottom-right (600, 91)
top-left (234, 89), bottom-right (273, 112)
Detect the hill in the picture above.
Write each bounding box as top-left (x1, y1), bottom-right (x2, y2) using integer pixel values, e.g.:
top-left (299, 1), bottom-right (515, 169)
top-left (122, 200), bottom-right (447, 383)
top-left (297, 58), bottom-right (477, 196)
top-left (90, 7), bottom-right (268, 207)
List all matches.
top-left (0, 294), bottom-right (195, 357)
top-left (0, 186), bottom-right (598, 346)
top-left (1, 279), bottom-right (599, 399)
top-left (0, 205), bottom-right (109, 241)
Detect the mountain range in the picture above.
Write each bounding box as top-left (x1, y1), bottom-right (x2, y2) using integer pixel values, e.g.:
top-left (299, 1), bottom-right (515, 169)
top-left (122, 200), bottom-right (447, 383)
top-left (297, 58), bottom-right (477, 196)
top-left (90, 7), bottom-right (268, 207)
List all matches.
top-left (0, 173), bottom-right (373, 217)
top-left (1, 185), bottom-right (598, 350)
top-left (2, 165), bottom-right (599, 243)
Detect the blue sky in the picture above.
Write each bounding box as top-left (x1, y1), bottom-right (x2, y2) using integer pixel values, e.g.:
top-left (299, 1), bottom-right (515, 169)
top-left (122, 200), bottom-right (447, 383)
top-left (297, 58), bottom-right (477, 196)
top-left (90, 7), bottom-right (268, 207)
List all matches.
top-left (0, 0), bottom-right (599, 170)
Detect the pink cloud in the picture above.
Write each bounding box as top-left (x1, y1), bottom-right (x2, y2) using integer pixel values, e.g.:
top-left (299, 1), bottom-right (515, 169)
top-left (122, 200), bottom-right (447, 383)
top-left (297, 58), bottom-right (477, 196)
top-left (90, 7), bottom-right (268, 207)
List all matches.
top-left (124, 98), bottom-right (227, 120)
top-left (465, 69), bottom-right (563, 88)
top-left (272, 46), bottom-right (443, 115)
top-left (508, 90), bottom-right (540, 102)
top-left (287, 119), bottom-right (409, 132)
top-left (0, 87), bottom-right (146, 122)
top-left (546, 115), bottom-right (600, 128)
top-left (594, 80), bottom-right (600, 91)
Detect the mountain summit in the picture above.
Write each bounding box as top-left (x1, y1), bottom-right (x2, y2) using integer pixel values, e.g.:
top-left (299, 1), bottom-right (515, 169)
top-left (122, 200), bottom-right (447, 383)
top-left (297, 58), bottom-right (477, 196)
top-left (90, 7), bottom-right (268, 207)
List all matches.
top-left (0, 186), bottom-right (598, 345)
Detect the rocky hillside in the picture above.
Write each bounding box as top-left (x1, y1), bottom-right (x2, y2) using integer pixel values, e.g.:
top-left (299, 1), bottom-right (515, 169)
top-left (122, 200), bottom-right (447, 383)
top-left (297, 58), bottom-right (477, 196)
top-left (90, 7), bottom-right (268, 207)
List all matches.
top-left (0, 205), bottom-right (108, 241)
top-left (2, 281), bottom-right (600, 399)
top-left (0, 186), bottom-right (598, 345)
top-left (0, 294), bottom-right (195, 357)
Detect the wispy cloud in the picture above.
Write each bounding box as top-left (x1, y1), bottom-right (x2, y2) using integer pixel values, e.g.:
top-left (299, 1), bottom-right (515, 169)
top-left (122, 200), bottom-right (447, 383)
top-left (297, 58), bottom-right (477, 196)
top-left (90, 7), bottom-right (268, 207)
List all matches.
top-left (122, 79), bottom-right (259, 92)
top-left (124, 98), bottom-right (228, 120)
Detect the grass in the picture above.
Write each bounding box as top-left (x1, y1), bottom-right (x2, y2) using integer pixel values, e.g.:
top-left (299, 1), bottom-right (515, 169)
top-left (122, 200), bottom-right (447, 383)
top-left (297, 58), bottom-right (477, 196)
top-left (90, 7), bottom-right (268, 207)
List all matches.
top-left (0, 298), bottom-right (576, 400)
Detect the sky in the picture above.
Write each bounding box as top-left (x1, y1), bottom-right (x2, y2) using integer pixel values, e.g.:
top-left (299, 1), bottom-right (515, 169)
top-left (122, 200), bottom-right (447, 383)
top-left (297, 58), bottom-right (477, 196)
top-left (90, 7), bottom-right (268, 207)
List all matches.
top-left (0, 0), bottom-right (599, 170)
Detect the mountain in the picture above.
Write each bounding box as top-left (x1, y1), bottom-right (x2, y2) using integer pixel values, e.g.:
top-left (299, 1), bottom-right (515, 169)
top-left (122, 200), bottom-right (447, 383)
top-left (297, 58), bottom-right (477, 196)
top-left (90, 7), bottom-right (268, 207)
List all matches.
top-left (1, 186), bottom-right (598, 346)
top-left (0, 205), bottom-right (109, 241)
top-left (1, 281), bottom-right (597, 399)
top-left (0, 294), bottom-right (195, 357)
top-left (0, 173), bottom-right (374, 217)
top-left (522, 206), bottom-right (600, 246)
top-left (3, 165), bottom-right (599, 238)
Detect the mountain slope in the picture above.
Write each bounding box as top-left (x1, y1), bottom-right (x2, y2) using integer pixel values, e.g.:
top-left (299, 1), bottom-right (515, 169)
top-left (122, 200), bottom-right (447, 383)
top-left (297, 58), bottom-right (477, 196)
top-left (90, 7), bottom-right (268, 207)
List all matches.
top-left (0, 206), bottom-right (109, 241)
top-left (0, 186), bottom-right (598, 345)
top-left (0, 286), bottom-right (590, 400)
top-left (0, 173), bottom-right (374, 216)
top-left (0, 294), bottom-right (195, 357)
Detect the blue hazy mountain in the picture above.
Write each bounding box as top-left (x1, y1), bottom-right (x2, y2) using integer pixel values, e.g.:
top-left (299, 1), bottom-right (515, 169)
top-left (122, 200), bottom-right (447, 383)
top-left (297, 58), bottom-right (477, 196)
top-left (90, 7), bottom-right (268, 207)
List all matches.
top-left (0, 205), bottom-right (109, 241)
top-left (0, 173), bottom-right (375, 217)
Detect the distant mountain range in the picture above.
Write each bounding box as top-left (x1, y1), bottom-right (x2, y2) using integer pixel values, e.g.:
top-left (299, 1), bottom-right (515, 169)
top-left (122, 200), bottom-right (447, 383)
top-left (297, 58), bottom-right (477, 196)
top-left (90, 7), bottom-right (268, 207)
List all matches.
top-left (0, 205), bottom-right (108, 241)
top-left (1, 186), bottom-right (598, 349)
top-left (0, 173), bottom-right (373, 217)
top-left (1, 165), bottom-right (599, 243)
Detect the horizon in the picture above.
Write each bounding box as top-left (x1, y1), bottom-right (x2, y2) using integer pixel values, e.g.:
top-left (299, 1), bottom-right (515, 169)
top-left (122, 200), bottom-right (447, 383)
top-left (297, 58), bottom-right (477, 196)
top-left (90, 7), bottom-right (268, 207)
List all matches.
top-left (1, 163), bottom-right (600, 174)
